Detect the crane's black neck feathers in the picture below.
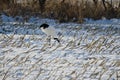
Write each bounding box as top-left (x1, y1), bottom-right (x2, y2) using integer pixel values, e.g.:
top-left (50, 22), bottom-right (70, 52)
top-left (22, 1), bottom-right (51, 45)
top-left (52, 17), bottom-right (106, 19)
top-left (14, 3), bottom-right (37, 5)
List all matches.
top-left (40, 23), bottom-right (49, 29)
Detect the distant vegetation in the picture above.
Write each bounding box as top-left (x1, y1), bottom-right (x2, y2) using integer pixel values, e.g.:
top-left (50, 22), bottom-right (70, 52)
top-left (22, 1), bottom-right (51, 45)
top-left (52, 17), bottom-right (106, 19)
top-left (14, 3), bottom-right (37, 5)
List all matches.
top-left (0, 0), bottom-right (120, 23)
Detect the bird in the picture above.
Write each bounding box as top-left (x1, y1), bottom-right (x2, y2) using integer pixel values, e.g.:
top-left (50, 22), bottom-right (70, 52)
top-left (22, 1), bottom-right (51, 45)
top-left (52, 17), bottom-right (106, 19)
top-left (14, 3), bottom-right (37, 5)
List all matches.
top-left (39, 23), bottom-right (60, 43)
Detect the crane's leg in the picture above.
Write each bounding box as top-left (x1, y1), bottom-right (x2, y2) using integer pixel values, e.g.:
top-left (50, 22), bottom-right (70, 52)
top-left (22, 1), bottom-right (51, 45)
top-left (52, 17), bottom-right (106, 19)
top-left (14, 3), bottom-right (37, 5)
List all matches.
top-left (47, 35), bottom-right (51, 46)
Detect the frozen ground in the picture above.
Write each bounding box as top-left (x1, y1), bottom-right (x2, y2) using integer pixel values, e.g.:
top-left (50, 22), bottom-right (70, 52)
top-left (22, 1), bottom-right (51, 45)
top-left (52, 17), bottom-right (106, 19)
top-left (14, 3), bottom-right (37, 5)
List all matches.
top-left (0, 15), bottom-right (120, 80)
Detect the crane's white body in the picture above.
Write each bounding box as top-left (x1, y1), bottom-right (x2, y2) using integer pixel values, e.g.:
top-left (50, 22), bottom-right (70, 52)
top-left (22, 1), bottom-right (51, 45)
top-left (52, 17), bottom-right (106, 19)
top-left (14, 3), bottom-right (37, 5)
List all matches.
top-left (41, 26), bottom-right (57, 38)
top-left (40, 23), bottom-right (60, 43)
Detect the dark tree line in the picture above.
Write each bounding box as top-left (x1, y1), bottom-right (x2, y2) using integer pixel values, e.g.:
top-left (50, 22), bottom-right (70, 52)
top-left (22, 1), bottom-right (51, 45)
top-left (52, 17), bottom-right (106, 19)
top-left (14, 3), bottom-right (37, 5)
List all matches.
top-left (93, 0), bottom-right (120, 10)
top-left (93, 0), bottom-right (107, 10)
top-left (0, 0), bottom-right (120, 22)
top-left (38, 0), bottom-right (46, 13)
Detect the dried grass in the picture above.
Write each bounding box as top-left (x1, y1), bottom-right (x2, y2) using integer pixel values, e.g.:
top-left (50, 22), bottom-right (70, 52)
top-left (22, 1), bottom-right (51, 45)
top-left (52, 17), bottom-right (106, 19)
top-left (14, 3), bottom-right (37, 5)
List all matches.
top-left (0, 24), bottom-right (120, 80)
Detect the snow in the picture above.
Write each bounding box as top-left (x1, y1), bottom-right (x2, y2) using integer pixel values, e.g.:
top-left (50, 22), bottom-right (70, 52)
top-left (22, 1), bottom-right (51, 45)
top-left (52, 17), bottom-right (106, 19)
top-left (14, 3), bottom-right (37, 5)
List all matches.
top-left (0, 14), bottom-right (120, 80)
top-left (0, 14), bottom-right (15, 22)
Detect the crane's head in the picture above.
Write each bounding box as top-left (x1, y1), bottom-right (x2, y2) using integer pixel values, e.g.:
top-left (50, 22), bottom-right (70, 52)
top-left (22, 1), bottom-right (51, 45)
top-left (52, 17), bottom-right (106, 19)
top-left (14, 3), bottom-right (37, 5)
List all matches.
top-left (40, 23), bottom-right (49, 29)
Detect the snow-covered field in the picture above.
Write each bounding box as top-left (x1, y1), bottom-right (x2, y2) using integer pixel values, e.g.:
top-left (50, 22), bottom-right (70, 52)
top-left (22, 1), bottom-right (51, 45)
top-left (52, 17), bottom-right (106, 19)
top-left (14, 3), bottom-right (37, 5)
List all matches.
top-left (0, 15), bottom-right (120, 80)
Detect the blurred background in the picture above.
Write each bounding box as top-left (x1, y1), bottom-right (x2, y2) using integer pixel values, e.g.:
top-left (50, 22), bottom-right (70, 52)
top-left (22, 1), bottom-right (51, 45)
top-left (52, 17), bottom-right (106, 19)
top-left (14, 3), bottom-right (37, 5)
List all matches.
top-left (0, 0), bottom-right (120, 23)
